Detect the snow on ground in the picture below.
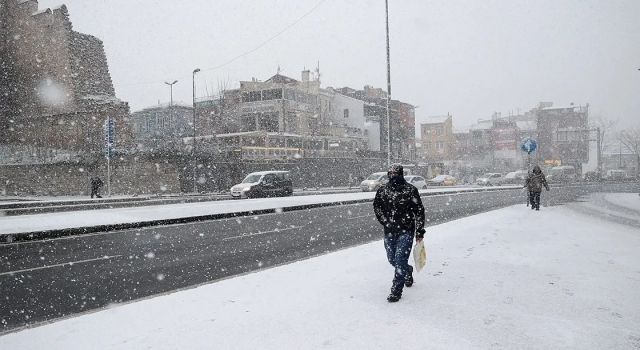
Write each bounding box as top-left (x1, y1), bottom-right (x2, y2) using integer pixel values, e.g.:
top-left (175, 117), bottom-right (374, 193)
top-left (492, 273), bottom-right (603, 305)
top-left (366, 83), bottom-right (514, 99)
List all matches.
top-left (603, 193), bottom-right (640, 212)
top-left (2, 198), bottom-right (639, 349)
top-left (0, 187), bottom-right (512, 235)
top-left (571, 193), bottom-right (640, 224)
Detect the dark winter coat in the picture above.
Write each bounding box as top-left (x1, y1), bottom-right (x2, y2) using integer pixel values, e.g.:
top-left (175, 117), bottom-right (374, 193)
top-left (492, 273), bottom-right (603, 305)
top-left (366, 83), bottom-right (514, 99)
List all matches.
top-left (525, 166), bottom-right (549, 193)
top-left (90, 177), bottom-right (104, 190)
top-left (373, 175), bottom-right (426, 238)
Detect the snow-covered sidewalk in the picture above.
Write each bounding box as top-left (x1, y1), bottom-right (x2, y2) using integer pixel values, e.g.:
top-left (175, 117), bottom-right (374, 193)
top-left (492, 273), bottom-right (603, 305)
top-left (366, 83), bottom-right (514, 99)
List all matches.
top-left (0, 186), bottom-right (515, 235)
top-left (2, 199), bottom-right (639, 349)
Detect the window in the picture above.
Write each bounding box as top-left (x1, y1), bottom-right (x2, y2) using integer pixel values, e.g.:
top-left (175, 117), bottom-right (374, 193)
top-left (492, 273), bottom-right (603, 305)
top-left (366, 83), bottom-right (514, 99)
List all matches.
top-left (557, 130), bottom-right (568, 142)
top-left (343, 109), bottom-right (349, 118)
top-left (262, 89), bottom-right (282, 100)
top-left (242, 91), bottom-right (262, 102)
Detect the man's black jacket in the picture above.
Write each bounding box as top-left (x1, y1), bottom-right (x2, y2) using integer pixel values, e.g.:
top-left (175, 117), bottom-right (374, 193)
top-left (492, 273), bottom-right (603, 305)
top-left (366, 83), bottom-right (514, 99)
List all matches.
top-left (373, 176), bottom-right (426, 238)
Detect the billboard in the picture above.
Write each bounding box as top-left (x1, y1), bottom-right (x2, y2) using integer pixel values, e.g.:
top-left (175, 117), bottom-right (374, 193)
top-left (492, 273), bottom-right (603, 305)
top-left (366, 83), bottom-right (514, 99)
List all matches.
top-left (491, 127), bottom-right (517, 151)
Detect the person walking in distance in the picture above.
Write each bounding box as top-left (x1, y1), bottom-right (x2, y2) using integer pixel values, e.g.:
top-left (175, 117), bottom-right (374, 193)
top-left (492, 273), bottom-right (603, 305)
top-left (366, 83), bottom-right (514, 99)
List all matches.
top-left (525, 165), bottom-right (549, 210)
top-left (90, 176), bottom-right (104, 199)
top-left (373, 164), bottom-right (426, 302)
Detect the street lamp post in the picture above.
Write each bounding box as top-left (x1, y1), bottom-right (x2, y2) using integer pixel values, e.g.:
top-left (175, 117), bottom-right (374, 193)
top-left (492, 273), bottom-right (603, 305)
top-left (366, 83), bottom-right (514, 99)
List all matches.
top-left (384, 0), bottom-right (392, 167)
top-left (165, 80), bottom-right (178, 152)
top-left (192, 68), bottom-right (200, 194)
top-left (164, 80), bottom-right (178, 107)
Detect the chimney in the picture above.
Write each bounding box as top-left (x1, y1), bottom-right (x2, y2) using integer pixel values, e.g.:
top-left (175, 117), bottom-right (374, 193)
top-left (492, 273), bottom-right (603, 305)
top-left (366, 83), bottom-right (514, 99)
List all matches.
top-left (301, 69), bottom-right (310, 82)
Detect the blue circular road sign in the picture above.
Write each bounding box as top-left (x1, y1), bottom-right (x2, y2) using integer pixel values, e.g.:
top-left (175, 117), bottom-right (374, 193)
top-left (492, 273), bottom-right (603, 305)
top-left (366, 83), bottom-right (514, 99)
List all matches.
top-left (521, 138), bottom-right (537, 154)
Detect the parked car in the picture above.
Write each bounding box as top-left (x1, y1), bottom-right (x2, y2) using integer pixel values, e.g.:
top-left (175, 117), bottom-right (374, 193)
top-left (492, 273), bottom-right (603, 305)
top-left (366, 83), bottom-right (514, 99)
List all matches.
top-left (427, 174), bottom-right (457, 186)
top-left (547, 165), bottom-right (577, 183)
top-left (360, 172), bottom-right (388, 192)
top-left (583, 171), bottom-right (602, 182)
top-left (503, 170), bottom-right (528, 185)
top-left (605, 169), bottom-right (626, 181)
top-left (230, 171), bottom-right (293, 198)
top-left (476, 173), bottom-right (506, 186)
top-left (404, 175), bottom-right (428, 189)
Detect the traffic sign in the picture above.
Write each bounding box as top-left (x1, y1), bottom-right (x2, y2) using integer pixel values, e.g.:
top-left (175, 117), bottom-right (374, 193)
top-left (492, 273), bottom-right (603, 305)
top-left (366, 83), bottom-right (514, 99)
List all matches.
top-left (104, 117), bottom-right (116, 159)
top-left (520, 138), bottom-right (537, 154)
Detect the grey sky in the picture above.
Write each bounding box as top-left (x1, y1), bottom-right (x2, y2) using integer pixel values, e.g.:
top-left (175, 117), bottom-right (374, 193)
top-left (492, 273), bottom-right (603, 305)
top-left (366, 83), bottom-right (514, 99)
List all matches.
top-left (39, 0), bottom-right (640, 131)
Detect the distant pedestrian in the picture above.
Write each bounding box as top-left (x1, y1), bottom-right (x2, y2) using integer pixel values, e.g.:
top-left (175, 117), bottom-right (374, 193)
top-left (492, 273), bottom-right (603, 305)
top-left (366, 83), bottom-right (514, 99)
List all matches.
top-left (373, 164), bottom-right (426, 302)
top-left (90, 176), bottom-right (104, 199)
top-left (525, 165), bottom-right (549, 210)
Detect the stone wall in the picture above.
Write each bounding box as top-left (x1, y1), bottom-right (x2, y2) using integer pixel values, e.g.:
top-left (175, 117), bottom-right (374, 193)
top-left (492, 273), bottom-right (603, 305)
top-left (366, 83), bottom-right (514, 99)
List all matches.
top-left (0, 157), bottom-right (181, 196)
top-left (186, 156), bottom-right (391, 192)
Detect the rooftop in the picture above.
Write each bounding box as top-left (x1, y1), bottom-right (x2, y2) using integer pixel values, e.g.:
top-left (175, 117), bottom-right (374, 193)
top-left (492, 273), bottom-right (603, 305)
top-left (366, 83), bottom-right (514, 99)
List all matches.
top-left (422, 115), bottom-right (451, 125)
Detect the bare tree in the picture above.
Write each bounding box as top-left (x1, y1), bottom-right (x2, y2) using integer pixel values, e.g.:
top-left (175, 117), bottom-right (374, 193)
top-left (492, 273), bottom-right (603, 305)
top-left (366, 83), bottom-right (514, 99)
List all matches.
top-left (618, 128), bottom-right (640, 177)
top-left (215, 78), bottom-right (239, 134)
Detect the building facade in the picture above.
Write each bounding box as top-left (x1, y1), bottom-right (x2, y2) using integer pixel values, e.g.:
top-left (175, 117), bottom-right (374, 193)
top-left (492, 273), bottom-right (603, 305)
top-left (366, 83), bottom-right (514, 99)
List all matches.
top-left (420, 115), bottom-right (454, 161)
top-left (535, 104), bottom-right (590, 170)
top-left (336, 85), bottom-right (416, 161)
top-left (130, 104), bottom-right (194, 153)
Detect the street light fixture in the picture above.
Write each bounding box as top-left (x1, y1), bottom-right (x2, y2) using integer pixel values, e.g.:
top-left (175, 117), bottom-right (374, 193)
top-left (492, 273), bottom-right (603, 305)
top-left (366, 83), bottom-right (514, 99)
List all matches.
top-left (192, 69), bottom-right (200, 194)
top-left (164, 80), bottom-right (178, 107)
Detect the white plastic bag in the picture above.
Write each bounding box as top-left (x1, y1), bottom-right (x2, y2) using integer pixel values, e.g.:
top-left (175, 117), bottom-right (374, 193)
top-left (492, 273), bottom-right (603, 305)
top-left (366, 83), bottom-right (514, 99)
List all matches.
top-left (413, 240), bottom-right (427, 272)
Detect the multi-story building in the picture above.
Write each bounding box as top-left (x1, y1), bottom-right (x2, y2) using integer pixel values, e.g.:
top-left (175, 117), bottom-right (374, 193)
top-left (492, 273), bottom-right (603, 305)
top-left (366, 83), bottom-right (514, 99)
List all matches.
top-left (420, 114), bottom-right (454, 162)
top-left (453, 131), bottom-right (472, 160)
top-left (535, 103), bottom-right (589, 171)
top-left (194, 88), bottom-right (242, 136)
top-left (467, 119), bottom-right (494, 170)
top-left (194, 71), bottom-right (372, 160)
top-left (130, 104), bottom-right (194, 153)
top-left (336, 85), bottom-right (416, 161)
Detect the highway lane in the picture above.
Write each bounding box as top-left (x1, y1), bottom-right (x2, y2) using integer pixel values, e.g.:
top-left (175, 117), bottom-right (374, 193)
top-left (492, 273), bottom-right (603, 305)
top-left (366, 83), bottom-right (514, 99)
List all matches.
top-left (0, 186), bottom-right (613, 333)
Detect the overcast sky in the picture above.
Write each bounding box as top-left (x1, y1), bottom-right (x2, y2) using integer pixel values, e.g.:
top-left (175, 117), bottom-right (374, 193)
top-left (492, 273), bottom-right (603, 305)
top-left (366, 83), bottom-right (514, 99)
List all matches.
top-left (39, 0), bottom-right (640, 131)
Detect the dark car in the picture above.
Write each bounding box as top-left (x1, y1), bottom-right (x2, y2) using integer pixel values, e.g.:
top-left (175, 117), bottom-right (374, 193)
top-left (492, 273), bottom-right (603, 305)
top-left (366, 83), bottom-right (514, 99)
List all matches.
top-left (230, 171), bottom-right (293, 198)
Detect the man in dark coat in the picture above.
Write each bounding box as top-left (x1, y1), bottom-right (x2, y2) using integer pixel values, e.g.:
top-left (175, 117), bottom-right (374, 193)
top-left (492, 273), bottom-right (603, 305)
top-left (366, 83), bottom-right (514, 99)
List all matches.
top-left (90, 176), bottom-right (104, 199)
top-left (525, 165), bottom-right (549, 210)
top-left (373, 164), bottom-right (426, 302)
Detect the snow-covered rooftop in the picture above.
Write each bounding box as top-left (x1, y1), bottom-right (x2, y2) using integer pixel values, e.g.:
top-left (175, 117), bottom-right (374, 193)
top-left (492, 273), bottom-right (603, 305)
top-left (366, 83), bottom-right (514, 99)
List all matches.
top-left (422, 115), bottom-right (451, 124)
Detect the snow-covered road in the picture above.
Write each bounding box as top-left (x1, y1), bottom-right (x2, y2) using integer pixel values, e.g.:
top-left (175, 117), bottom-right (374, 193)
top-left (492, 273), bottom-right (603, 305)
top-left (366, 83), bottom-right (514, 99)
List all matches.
top-left (0, 186), bottom-right (518, 235)
top-left (2, 194), bottom-right (639, 349)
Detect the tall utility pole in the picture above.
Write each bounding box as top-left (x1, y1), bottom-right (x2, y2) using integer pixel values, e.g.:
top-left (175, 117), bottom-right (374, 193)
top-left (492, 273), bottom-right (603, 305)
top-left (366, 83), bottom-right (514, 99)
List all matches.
top-left (165, 80), bottom-right (178, 147)
top-left (385, 0), bottom-right (392, 167)
top-left (596, 127), bottom-right (601, 176)
top-left (192, 68), bottom-right (200, 194)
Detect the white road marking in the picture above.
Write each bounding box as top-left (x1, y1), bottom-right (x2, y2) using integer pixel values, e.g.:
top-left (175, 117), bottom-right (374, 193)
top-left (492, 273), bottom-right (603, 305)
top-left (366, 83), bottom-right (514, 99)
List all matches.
top-left (222, 226), bottom-right (305, 241)
top-left (0, 255), bottom-right (123, 276)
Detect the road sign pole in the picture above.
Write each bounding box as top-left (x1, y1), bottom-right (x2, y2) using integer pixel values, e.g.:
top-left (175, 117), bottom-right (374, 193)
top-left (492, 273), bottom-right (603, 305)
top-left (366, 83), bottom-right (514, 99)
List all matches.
top-left (104, 117), bottom-right (115, 197)
top-left (107, 153), bottom-right (111, 197)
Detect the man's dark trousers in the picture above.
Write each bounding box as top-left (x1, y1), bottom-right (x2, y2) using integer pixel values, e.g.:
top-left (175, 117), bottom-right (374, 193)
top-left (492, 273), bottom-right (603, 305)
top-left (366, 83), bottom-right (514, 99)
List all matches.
top-left (529, 191), bottom-right (541, 209)
top-left (384, 230), bottom-right (413, 296)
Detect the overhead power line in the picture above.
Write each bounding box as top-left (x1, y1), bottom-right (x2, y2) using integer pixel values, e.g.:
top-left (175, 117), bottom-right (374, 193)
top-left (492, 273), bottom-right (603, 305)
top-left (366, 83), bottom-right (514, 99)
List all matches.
top-left (120, 0), bottom-right (327, 87)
